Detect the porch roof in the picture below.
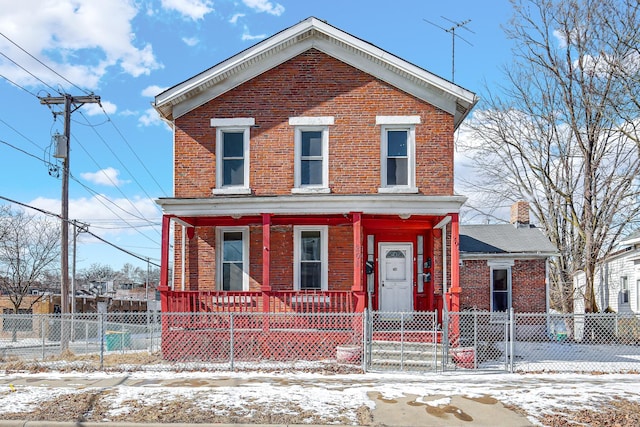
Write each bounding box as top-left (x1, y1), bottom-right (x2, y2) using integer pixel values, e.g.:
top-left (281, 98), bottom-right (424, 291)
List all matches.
top-left (156, 194), bottom-right (467, 218)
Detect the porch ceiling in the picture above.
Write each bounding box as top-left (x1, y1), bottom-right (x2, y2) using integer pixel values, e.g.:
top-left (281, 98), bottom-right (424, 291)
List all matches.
top-left (156, 194), bottom-right (467, 218)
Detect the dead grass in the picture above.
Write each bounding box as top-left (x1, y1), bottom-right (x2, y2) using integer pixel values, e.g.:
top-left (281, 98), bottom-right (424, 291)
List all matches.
top-left (0, 389), bottom-right (375, 424)
top-left (538, 398), bottom-right (640, 427)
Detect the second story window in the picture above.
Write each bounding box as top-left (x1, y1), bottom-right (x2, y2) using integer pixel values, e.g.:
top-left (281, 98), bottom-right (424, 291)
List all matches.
top-left (211, 118), bottom-right (254, 195)
top-left (385, 129), bottom-right (409, 186)
top-left (290, 116), bottom-right (333, 193)
top-left (376, 116), bottom-right (420, 193)
top-left (221, 130), bottom-right (245, 186)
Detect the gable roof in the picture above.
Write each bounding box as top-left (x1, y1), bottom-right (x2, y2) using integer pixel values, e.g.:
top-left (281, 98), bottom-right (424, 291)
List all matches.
top-left (154, 17), bottom-right (478, 128)
top-left (460, 224), bottom-right (557, 259)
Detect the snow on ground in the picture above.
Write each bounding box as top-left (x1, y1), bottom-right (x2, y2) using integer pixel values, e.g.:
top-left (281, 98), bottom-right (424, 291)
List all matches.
top-left (1, 370), bottom-right (639, 425)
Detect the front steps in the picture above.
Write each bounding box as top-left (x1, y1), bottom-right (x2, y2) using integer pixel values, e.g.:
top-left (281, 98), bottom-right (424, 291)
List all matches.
top-left (366, 339), bottom-right (454, 371)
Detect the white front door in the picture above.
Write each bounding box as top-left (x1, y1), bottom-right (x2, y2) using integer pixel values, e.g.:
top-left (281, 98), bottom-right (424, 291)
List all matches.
top-left (379, 243), bottom-right (413, 312)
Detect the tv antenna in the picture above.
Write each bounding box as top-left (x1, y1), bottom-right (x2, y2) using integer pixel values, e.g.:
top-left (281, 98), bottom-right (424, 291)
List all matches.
top-left (423, 16), bottom-right (474, 82)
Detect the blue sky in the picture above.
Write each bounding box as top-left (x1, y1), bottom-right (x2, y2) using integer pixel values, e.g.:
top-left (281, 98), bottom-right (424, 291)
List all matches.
top-left (0, 0), bottom-right (514, 272)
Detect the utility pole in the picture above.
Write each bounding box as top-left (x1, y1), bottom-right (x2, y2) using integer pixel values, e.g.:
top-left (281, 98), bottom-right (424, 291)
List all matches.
top-left (40, 94), bottom-right (100, 350)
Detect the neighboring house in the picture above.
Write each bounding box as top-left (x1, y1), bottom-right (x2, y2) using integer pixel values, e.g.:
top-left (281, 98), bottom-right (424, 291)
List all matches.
top-left (459, 201), bottom-right (557, 313)
top-left (574, 231), bottom-right (640, 314)
top-left (153, 17), bottom-right (478, 319)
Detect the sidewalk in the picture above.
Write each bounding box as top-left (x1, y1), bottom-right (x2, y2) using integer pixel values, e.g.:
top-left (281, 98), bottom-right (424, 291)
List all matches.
top-left (0, 372), bottom-right (536, 426)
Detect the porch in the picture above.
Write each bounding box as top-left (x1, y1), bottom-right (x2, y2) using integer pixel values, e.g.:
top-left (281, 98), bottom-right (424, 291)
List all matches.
top-left (156, 196), bottom-right (466, 316)
top-left (159, 288), bottom-right (362, 313)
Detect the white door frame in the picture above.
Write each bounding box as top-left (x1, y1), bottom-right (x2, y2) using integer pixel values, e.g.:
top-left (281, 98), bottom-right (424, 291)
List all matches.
top-left (378, 242), bottom-right (414, 312)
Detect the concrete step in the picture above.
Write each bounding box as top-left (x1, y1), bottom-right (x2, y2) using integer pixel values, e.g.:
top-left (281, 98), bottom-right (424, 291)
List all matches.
top-left (366, 340), bottom-right (453, 371)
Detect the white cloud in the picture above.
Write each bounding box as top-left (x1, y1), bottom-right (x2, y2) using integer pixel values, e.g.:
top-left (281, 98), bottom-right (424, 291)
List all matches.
top-left (141, 85), bottom-right (169, 98)
top-left (30, 194), bottom-right (160, 239)
top-left (160, 0), bottom-right (214, 21)
top-left (0, 0), bottom-right (162, 90)
top-left (80, 167), bottom-right (130, 187)
top-left (242, 0), bottom-right (284, 16)
top-left (242, 25), bottom-right (267, 41)
top-left (182, 36), bottom-right (199, 47)
top-left (229, 13), bottom-right (245, 24)
top-left (139, 107), bottom-right (164, 127)
top-left (82, 101), bottom-right (117, 116)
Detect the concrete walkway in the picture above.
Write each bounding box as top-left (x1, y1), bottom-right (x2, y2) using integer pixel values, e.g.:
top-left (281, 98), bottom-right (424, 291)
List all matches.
top-left (0, 373), bottom-right (533, 426)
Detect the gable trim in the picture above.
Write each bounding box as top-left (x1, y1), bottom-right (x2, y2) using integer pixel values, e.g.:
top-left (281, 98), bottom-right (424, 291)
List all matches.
top-left (155, 17), bottom-right (477, 127)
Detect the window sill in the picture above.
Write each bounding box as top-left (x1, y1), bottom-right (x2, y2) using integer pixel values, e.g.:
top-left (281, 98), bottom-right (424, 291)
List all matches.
top-left (291, 187), bottom-right (331, 194)
top-left (377, 186), bottom-right (419, 194)
top-left (212, 187), bottom-right (252, 196)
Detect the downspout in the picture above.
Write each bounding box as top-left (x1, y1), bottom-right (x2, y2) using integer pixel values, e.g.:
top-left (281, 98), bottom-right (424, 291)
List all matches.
top-left (545, 258), bottom-right (550, 313)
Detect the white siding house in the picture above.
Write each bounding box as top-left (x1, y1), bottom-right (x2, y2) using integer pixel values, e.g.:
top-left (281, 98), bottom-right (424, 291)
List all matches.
top-left (574, 231), bottom-right (640, 314)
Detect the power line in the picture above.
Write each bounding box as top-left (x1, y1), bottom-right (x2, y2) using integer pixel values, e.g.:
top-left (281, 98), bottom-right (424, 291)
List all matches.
top-left (0, 31), bottom-right (91, 95)
top-left (0, 73), bottom-right (41, 98)
top-left (0, 50), bottom-right (61, 95)
top-left (0, 132), bottom-right (160, 242)
top-left (101, 107), bottom-right (169, 197)
top-left (0, 137), bottom-right (49, 165)
top-left (0, 194), bottom-right (160, 267)
top-left (0, 117), bottom-right (47, 152)
top-left (77, 110), bottom-right (166, 223)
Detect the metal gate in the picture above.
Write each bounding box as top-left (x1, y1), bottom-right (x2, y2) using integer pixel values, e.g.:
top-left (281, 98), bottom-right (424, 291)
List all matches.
top-left (364, 309), bottom-right (512, 373)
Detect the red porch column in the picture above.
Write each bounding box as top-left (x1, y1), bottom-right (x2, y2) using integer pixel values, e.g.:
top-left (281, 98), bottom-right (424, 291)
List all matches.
top-left (351, 212), bottom-right (365, 312)
top-left (262, 213), bottom-right (272, 312)
top-left (160, 214), bottom-right (171, 289)
top-left (449, 213), bottom-right (461, 312)
top-left (159, 214), bottom-right (171, 312)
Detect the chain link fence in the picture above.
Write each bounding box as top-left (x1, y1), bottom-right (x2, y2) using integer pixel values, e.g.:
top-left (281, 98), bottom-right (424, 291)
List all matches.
top-left (1, 310), bottom-right (639, 373)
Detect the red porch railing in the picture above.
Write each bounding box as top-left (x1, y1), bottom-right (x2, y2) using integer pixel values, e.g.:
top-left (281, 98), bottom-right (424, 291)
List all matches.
top-left (160, 288), bottom-right (358, 313)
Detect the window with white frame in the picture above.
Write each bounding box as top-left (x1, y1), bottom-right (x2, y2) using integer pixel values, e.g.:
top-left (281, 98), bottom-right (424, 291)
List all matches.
top-left (294, 226), bottom-right (328, 290)
top-left (376, 116), bottom-right (419, 192)
top-left (217, 227), bottom-right (249, 291)
top-left (621, 276), bottom-right (629, 304)
top-left (211, 118), bottom-right (254, 194)
top-left (489, 261), bottom-right (513, 312)
top-left (289, 117), bottom-right (332, 193)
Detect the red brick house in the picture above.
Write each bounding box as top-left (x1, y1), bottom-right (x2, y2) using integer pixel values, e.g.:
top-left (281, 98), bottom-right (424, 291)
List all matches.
top-left (459, 202), bottom-right (557, 313)
top-left (153, 17), bottom-right (479, 318)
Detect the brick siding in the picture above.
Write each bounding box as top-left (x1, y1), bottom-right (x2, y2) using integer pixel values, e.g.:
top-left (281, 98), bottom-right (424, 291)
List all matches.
top-left (460, 259), bottom-right (547, 312)
top-left (173, 49), bottom-right (454, 198)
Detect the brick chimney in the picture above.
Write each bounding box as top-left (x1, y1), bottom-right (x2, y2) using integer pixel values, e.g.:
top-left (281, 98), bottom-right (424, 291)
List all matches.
top-left (510, 201), bottom-right (530, 227)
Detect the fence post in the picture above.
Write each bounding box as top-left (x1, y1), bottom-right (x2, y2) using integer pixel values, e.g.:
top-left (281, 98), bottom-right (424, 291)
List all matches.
top-left (473, 311), bottom-right (478, 369)
top-left (362, 310), bottom-right (368, 372)
top-left (99, 313), bottom-right (104, 370)
top-left (442, 310), bottom-right (449, 372)
top-left (41, 316), bottom-right (45, 361)
top-left (509, 308), bottom-right (515, 373)
top-left (400, 312), bottom-right (405, 370)
top-left (433, 310), bottom-right (438, 371)
top-left (229, 313), bottom-right (235, 370)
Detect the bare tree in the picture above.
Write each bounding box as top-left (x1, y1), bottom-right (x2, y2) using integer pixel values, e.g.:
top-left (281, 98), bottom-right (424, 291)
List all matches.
top-left (0, 207), bottom-right (60, 339)
top-left (458, 0), bottom-right (640, 312)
